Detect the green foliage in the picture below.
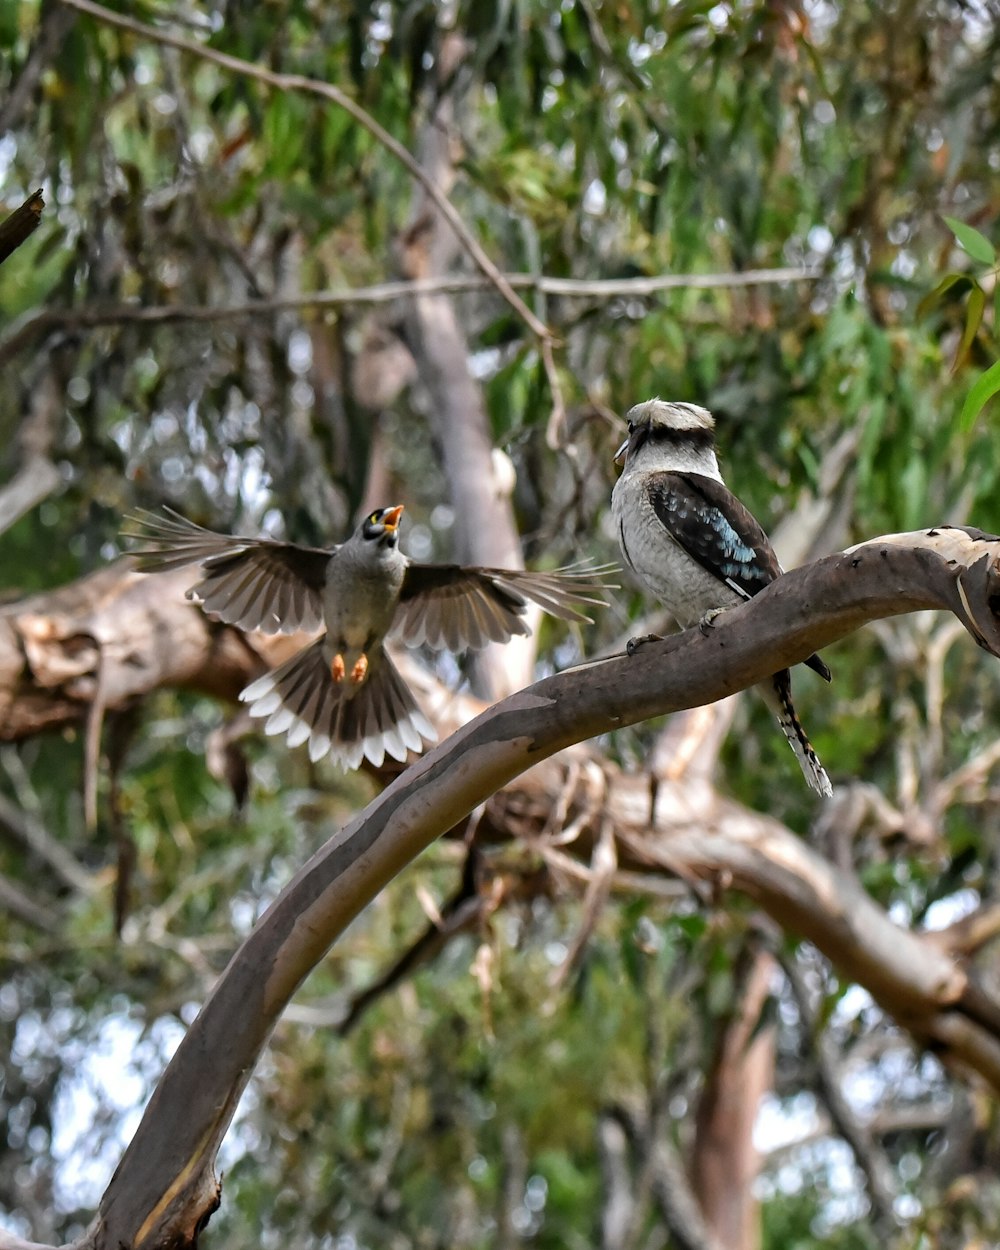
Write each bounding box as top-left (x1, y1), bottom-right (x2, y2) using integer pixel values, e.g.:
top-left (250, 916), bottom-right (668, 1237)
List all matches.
top-left (4, 0), bottom-right (1000, 1246)
top-left (960, 358), bottom-right (1000, 432)
top-left (920, 216), bottom-right (999, 429)
top-left (943, 217), bottom-right (996, 268)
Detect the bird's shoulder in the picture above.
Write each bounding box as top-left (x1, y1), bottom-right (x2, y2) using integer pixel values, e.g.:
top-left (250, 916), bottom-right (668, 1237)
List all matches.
top-left (643, 470), bottom-right (782, 589)
top-left (645, 469), bottom-right (766, 538)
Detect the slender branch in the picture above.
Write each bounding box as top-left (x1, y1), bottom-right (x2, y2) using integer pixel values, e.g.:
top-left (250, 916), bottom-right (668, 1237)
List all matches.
top-left (597, 1113), bottom-right (636, 1250)
top-left (763, 1100), bottom-right (954, 1162)
top-left (608, 1103), bottom-right (727, 1250)
top-left (0, 267), bottom-right (819, 369)
top-left (0, 1233), bottom-right (66, 1250)
top-left (0, 2), bottom-right (76, 133)
top-left (929, 902), bottom-right (1000, 957)
top-left (0, 787), bottom-right (94, 896)
top-left (0, 869), bottom-right (60, 932)
top-left (649, 1135), bottom-right (728, 1250)
top-left (58, 0), bottom-right (550, 342)
top-left (0, 456), bottom-right (61, 535)
top-left (337, 864), bottom-right (486, 1035)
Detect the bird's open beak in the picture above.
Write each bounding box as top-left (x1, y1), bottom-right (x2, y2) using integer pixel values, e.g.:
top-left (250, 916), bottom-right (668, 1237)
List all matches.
top-left (613, 437), bottom-right (629, 467)
top-left (382, 504), bottom-right (404, 533)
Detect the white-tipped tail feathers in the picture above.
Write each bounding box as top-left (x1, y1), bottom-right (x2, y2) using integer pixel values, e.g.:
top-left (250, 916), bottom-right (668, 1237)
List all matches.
top-left (763, 671), bottom-right (832, 797)
top-left (241, 641), bottom-right (436, 771)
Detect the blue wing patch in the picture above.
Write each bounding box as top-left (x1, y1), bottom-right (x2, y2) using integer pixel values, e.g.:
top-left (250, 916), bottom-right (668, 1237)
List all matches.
top-left (647, 472), bottom-right (832, 682)
top-left (647, 471), bottom-right (781, 599)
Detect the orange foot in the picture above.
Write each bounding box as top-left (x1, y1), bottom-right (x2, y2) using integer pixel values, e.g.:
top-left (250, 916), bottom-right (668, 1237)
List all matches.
top-left (350, 654), bottom-right (369, 684)
top-left (331, 654), bottom-right (346, 683)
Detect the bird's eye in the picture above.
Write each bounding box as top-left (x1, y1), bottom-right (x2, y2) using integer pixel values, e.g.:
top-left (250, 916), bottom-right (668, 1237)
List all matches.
top-left (369, 512), bottom-right (379, 524)
top-left (627, 421), bottom-right (634, 433)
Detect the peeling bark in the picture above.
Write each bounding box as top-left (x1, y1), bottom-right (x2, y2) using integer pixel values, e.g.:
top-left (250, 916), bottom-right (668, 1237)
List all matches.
top-left (0, 565), bottom-right (288, 741)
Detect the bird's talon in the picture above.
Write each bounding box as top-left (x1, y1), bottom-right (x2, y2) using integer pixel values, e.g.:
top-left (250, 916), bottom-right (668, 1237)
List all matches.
top-left (350, 654), bottom-right (369, 684)
top-left (626, 632), bottom-right (663, 656)
top-left (331, 654), bottom-right (346, 683)
top-left (699, 607), bottom-right (726, 635)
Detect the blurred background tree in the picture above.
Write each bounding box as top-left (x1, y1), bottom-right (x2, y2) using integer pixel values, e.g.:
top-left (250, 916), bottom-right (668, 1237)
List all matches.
top-left (1, 1), bottom-right (999, 1247)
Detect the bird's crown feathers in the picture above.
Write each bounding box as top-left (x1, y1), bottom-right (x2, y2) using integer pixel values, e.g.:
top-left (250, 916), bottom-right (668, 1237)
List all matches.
top-left (625, 399), bottom-right (715, 434)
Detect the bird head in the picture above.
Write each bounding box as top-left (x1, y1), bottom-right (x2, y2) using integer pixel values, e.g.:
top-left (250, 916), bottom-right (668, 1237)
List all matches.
top-left (361, 504), bottom-right (404, 549)
top-left (614, 399), bottom-right (716, 468)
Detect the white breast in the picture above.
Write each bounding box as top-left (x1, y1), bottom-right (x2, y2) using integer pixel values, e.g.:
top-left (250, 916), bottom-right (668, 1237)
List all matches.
top-left (611, 468), bottom-right (743, 630)
top-left (322, 546), bottom-right (404, 649)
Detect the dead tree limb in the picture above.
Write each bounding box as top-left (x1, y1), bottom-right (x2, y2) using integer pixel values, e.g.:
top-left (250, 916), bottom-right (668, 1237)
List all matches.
top-left (0, 189), bottom-right (44, 266)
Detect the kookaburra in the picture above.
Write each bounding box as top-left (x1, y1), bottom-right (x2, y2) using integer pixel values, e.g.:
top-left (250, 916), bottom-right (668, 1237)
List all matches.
top-left (127, 505), bottom-right (615, 771)
top-left (611, 399), bottom-right (832, 797)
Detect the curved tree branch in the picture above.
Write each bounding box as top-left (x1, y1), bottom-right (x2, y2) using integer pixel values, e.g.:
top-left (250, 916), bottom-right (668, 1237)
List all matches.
top-left (3, 527), bottom-right (1000, 1248)
top-left (82, 527), bottom-right (1000, 1248)
top-left (779, 950), bottom-right (898, 1227)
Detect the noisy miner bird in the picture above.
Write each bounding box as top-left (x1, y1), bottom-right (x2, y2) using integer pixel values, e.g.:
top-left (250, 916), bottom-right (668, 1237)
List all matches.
top-left (610, 399), bottom-right (833, 796)
top-left (126, 505), bottom-right (615, 770)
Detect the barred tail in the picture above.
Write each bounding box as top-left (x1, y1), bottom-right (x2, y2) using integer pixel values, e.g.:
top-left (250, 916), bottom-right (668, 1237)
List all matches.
top-left (762, 670), bottom-right (832, 797)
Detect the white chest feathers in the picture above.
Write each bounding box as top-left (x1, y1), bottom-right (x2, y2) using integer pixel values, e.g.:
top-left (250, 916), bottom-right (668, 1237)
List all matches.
top-left (611, 469), bottom-right (744, 630)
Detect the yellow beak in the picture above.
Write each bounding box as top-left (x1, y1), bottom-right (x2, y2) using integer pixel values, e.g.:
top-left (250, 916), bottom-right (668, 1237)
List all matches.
top-left (382, 504), bottom-right (404, 532)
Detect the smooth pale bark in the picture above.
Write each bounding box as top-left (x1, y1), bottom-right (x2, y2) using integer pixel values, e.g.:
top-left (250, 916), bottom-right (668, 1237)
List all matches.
top-left (692, 948), bottom-right (776, 1250)
top-left (2, 527), bottom-right (1000, 1249)
top-left (399, 35), bottom-right (537, 698)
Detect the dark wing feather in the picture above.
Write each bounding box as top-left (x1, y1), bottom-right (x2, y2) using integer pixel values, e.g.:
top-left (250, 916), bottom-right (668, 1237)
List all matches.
top-left (391, 561), bottom-right (618, 652)
top-left (647, 472), bottom-right (781, 599)
top-left (648, 473), bottom-right (832, 682)
top-left (123, 508), bottom-right (331, 635)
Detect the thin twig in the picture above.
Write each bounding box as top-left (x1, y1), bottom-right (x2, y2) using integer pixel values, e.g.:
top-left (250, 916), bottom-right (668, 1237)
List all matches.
top-left (780, 951), bottom-right (898, 1227)
top-left (0, 456), bottom-right (61, 536)
top-left (541, 336), bottom-right (568, 449)
top-left (549, 815), bottom-right (617, 987)
top-left (0, 782), bottom-right (94, 896)
top-left (0, 266), bottom-right (821, 368)
top-left (59, 0), bottom-right (550, 342)
top-left (0, 870), bottom-right (60, 933)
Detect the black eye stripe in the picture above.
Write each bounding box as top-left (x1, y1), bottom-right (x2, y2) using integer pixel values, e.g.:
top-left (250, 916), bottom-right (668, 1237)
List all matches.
top-left (643, 425), bottom-right (715, 454)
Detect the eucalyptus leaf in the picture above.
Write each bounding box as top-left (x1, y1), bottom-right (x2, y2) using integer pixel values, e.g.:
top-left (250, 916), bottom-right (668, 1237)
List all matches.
top-left (959, 358), bottom-right (1000, 432)
top-left (943, 215), bottom-right (997, 267)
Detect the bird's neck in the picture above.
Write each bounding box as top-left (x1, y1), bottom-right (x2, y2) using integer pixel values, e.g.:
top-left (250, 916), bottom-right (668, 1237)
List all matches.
top-left (632, 444), bottom-right (723, 481)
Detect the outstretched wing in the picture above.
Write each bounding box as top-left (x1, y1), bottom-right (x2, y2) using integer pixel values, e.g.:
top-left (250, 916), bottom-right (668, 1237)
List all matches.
top-left (647, 473), bottom-right (831, 682)
top-left (123, 508), bottom-right (331, 635)
top-left (390, 562), bottom-right (618, 653)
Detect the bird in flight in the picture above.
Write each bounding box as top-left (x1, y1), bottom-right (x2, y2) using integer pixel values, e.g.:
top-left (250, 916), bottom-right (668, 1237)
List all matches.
top-left (126, 505), bottom-right (616, 770)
